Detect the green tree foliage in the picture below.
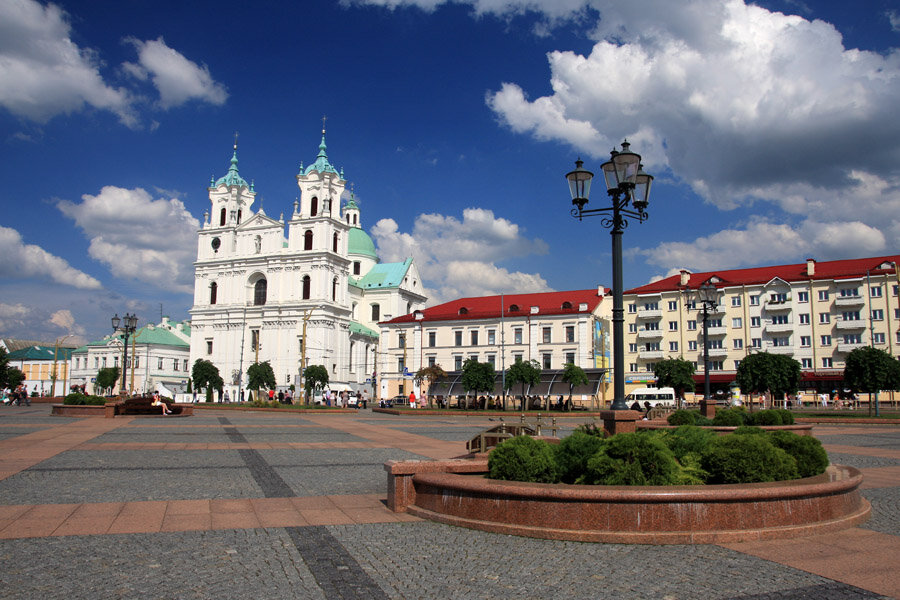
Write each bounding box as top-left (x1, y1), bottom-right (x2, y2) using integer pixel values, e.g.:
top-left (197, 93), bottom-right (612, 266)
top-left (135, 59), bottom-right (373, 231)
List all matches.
top-left (561, 363), bottom-right (588, 405)
top-left (0, 348), bottom-right (10, 389)
top-left (5, 367), bottom-right (25, 391)
top-left (768, 431), bottom-right (829, 478)
top-left (580, 433), bottom-right (688, 486)
top-left (701, 435), bottom-right (799, 484)
top-left (191, 359), bottom-right (223, 402)
top-left (303, 364), bottom-right (329, 404)
top-left (461, 358), bottom-right (495, 399)
top-left (96, 367), bottom-right (120, 393)
top-left (735, 352), bottom-right (801, 398)
top-left (415, 364), bottom-right (447, 407)
top-left (652, 357), bottom-right (696, 406)
top-left (555, 431), bottom-right (605, 484)
top-left (843, 346), bottom-right (900, 415)
top-left (248, 361), bottom-right (277, 393)
top-left (505, 358), bottom-right (541, 408)
top-left (488, 436), bottom-right (558, 483)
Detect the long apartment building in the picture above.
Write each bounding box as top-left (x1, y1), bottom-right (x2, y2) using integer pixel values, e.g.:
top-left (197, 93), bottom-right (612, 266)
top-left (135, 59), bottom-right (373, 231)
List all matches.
top-left (378, 288), bottom-right (611, 400)
top-left (623, 255), bottom-right (900, 395)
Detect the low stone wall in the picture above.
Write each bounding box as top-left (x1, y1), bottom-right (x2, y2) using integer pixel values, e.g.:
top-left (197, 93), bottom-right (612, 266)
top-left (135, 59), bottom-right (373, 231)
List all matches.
top-left (385, 459), bottom-right (869, 544)
top-left (51, 403), bottom-right (194, 418)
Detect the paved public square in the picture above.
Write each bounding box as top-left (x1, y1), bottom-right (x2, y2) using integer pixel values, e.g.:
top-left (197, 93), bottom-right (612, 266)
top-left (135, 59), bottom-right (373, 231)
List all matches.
top-left (0, 406), bottom-right (898, 599)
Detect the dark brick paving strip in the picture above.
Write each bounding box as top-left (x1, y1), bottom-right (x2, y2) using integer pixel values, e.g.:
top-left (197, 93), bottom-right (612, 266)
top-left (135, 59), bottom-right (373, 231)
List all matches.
top-left (219, 416), bottom-right (387, 598)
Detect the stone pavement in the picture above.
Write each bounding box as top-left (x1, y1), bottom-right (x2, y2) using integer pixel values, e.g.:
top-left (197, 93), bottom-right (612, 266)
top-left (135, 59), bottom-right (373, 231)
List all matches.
top-left (0, 406), bottom-right (897, 599)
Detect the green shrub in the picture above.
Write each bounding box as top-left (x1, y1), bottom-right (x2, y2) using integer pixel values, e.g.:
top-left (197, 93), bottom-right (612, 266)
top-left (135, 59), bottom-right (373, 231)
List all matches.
top-left (701, 435), bottom-right (798, 484)
top-left (574, 422), bottom-right (606, 438)
top-left (662, 425), bottom-right (717, 461)
top-left (747, 409), bottom-right (783, 426)
top-left (488, 436), bottom-right (559, 483)
top-left (555, 431), bottom-right (606, 484)
top-left (63, 393), bottom-right (106, 405)
top-left (768, 431), bottom-right (828, 478)
top-left (579, 433), bottom-right (685, 486)
top-left (668, 409), bottom-right (700, 426)
top-left (777, 409), bottom-right (795, 425)
top-left (733, 425), bottom-right (767, 436)
top-left (712, 407), bottom-right (747, 426)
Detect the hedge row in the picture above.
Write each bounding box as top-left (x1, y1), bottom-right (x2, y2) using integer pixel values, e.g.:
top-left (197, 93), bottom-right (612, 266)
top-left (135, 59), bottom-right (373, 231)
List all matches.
top-left (667, 407), bottom-right (794, 427)
top-left (487, 425), bottom-right (827, 486)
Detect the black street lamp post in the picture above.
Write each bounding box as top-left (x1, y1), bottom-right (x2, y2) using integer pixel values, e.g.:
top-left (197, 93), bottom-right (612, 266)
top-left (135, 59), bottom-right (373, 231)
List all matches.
top-left (112, 313), bottom-right (138, 396)
top-left (567, 140), bottom-right (653, 410)
top-left (688, 282), bottom-right (719, 402)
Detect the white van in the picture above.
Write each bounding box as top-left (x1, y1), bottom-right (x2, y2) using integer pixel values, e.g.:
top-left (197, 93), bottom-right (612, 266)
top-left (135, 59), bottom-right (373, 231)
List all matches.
top-left (624, 387), bottom-right (676, 408)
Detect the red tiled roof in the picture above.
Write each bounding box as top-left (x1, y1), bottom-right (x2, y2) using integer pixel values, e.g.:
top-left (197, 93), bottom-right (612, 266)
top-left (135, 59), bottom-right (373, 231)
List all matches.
top-left (626, 255), bottom-right (900, 295)
top-left (382, 288), bottom-right (608, 325)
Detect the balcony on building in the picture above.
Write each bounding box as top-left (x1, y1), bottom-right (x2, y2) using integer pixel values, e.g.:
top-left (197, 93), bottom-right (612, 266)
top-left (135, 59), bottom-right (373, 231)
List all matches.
top-left (637, 307), bottom-right (662, 319)
top-left (764, 296), bottom-right (792, 312)
top-left (638, 349), bottom-right (665, 360)
top-left (768, 345), bottom-right (795, 355)
top-left (764, 322), bottom-right (794, 333)
top-left (636, 328), bottom-right (664, 340)
top-left (835, 318), bottom-right (866, 331)
top-left (834, 294), bottom-right (865, 307)
top-left (836, 341), bottom-right (866, 353)
top-left (707, 347), bottom-right (729, 358)
top-left (705, 325), bottom-right (728, 336)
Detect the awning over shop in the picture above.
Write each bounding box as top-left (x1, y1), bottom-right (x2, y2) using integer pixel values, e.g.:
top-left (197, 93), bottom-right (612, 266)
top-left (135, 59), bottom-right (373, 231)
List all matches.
top-left (427, 368), bottom-right (607, 398)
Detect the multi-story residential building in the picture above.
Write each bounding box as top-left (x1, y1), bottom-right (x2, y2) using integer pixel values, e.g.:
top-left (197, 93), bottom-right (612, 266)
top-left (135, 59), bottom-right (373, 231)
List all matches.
top-left (70, 317), bottom-right (191, 396)
top-left (378, 288), bottom-right (611, 403)
top-left (189, 133), bottom-right (426, 401)
top-left (624, 255), bottom-right (900, 397)
top-left (6, 345), bottom-right (73, 397)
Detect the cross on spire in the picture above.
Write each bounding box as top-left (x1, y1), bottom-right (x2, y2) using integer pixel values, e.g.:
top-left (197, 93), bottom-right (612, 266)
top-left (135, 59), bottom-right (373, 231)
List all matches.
top-left (321, 115), bottom-right (327, 135)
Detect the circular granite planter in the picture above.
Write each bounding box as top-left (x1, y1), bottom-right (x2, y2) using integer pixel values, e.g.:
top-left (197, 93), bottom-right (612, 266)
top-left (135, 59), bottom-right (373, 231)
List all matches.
top-left (405, 465), bottom-right (870, 544)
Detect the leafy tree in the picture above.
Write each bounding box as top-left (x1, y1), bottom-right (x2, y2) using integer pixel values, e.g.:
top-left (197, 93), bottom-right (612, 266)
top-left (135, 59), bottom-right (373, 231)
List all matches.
top-left (653, 357), bottom-right (696, 408)
top-left (505, 358), bottom-right (541, 411)
top-left (303, 364), bottom-right (329, 405)
top-left (192, 359), bottom-right (223, 402)
top-left (5, 367), bottom-right (25, 391)
top-left (248, 361), bottom-right (277, 400)
top-left (0, 348), bottom-right (11, 390)
top-left (735, 352), bottom-right (801, 406)
top-left (96, 367), bottom-right (120, 394)
top-left (843, 346), bottom-right (900, 416)
top-left (461, 358), bottom-right (495, 408)
top-left (415, 364), bottom-right (447, 408)
top-left (561, 363), bottom-right (589, 409)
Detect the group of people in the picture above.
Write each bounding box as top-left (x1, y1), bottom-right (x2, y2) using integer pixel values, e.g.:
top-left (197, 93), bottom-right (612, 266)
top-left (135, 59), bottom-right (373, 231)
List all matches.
top-left (321, 388), bottom-right (368, 408)
top-left (1, 384), bottom-right (30, 406)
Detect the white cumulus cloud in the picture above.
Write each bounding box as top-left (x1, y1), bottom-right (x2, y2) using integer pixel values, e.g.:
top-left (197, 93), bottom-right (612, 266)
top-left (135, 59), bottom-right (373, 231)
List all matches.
top-left (123, 37), bottom-right (228, 109)
top-left (0, 225), bottom-right (102, 289)
top-left (57, 186), bottom-right (200, 294)
top-left (370, 208), bottom-right (552, 304)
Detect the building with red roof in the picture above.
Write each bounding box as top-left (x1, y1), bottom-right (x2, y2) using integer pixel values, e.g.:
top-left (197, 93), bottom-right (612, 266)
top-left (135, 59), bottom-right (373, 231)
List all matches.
top-left (623, 255), bottom-right (900, 401)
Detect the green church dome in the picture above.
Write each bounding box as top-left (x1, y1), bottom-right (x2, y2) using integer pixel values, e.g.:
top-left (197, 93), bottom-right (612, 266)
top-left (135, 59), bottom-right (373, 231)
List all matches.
top-left (348, 227), bottom-right (377, 259)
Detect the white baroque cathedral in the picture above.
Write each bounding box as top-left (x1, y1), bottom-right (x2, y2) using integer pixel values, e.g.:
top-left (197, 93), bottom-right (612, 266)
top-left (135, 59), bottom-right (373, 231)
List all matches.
top-left (189, 132), bottom-right (427, 401)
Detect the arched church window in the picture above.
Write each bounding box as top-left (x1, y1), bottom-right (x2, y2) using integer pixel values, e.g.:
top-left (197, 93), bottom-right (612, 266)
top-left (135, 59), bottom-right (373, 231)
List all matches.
top-left (237, 209), bottom-right (241, 224)
top-left (332, 232), bottom-right (338, 253)
top-left (311, 197), bottom-right (318, 216)
top-left (255, 235), bottom-right (261, 254)
top-left (353, 261), bottom-right (361, 275)
top-left (304, 230), bottom-right (313, 251)
top-left (353, 214), bottom-right (357, 225)
top-left (302, 275), bottom-right (311, 300)
top-left (220, 208), bottom-right (226, 226)
top-left (210, 282), bottom-right (217, 305)
top-left (332, 277), bottom-right (338, 302)
top-left (371, 303), bottom-right (380, 322)
top-left (254, 279), bottom-right (267, 306)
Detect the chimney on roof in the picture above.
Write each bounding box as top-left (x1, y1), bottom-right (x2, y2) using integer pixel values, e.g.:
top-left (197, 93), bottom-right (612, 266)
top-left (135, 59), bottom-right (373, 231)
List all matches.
top-left (806, 258), bottom-right (816, 276)
top-left (679, 270), bottom-right (690, 287)
top-left (597, 285), bottom-right (605, 298)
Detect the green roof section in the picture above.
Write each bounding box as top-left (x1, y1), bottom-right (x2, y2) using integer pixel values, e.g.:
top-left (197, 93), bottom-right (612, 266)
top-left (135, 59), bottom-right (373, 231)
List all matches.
top-left (79, 321), bottom-right (190, 349)
top-left (303, 134), bottom-right (339, 177)
top-left (348, 227), bottom-right (377, 259)
top-left (213, 150), bottom-right (250, 189)
top-left (349, 322), bottom-right (379, 339)
top-left (7, 346), bottom-right (72, 361)
top-left (355, 258), bottom-right (412, 289)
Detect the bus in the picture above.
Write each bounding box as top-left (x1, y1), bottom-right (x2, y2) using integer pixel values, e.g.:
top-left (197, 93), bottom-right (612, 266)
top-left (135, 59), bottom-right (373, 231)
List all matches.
top-left (624, 387), bottom-right (676, 408)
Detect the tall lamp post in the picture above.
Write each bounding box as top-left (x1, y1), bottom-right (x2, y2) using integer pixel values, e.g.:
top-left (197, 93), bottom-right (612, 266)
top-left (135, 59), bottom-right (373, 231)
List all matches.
top-left (112, 313), bottom-right (138, 396)
top-left (687, 282), bottom-right (719, 402)
top-left (567, 140), bottom-right (653, 410)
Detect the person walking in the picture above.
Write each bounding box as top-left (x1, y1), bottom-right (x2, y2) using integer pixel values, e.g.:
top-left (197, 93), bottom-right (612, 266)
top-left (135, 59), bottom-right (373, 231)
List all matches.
top-left (409, 390), bottom-right (417, 409)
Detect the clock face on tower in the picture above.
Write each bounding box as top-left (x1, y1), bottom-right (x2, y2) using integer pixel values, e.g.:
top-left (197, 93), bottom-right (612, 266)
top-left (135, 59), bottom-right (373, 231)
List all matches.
top-left (211, 237), bottom-right (221, 252)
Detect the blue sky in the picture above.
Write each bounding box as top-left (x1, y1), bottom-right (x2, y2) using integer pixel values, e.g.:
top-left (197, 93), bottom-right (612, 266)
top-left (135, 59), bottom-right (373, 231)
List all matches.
top-left (1, 0), bottom-right (899, 346)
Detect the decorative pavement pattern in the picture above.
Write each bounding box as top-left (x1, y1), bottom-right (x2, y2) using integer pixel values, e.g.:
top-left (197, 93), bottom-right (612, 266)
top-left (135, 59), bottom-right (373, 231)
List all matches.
top-left (0, 407), bottom-right (898, 599)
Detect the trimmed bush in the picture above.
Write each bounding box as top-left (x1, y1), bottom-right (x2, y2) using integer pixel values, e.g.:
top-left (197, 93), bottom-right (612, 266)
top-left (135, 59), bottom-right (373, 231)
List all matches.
top-left (711, 407), bottom-right (746, 427)
top-left (777, 409), bottom-right (795, 425)
top-left (701, 435), bottom-right (798, 484)
top-left (555, 431), bottom-right (606, 484)
top-left (574, 422), bottom-right (606, 438)
top-left (488, 436), bottom-right (559, 483)
top-left (747, 409), bottom-right (783, 426)
top-left (63, 393), bottom-right (107, 405)
top-left (733, 425), bottom-right (767, 436)
top-left (768, 431), bottom-right (829, 478)
top-left (667, 409), bottom-right (701, 426)
top-left (662, 425), bottom-right (717, 461)
top-left (580, 433), bottom-right (685, 486)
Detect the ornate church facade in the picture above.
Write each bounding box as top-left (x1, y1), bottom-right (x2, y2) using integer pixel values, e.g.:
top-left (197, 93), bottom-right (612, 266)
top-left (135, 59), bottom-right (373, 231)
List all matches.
top-left (189, 132), bottom-right (427, 401)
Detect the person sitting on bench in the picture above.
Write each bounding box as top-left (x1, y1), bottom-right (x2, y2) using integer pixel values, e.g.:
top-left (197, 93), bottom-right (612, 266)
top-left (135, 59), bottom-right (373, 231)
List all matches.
top-left (152, 391), bottom-right (172, 415)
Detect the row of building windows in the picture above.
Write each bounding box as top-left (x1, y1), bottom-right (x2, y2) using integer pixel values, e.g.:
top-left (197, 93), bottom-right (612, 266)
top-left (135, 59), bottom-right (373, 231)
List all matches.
top-left (630, 309), bottom-right (898, 333)
top-left (416, 351), bottom-right (579, 372)
top-left (421, 325), bottom-right (578, 349)
top-left (74, 356), bottom-right (188, 372)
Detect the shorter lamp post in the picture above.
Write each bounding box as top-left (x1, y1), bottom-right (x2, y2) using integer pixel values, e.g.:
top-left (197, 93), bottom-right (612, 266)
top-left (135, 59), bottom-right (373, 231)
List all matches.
top-left (112, 313), bottom-right (138, 396)
top-left (567, 140), bottom-right (653, 410)
top-left (686, 283), bottom-right (719, 402)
